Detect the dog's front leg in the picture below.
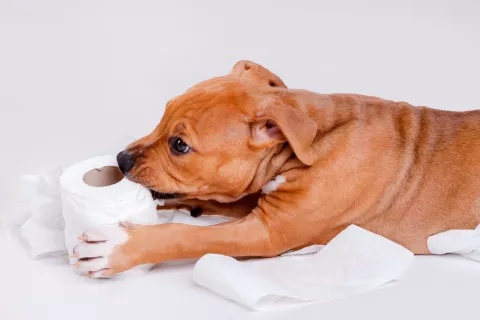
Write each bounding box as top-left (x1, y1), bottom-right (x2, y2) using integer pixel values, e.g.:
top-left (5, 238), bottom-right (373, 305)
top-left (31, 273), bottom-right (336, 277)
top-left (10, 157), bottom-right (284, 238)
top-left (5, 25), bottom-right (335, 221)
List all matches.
top-left (72, 212), bottom-right (277, 278)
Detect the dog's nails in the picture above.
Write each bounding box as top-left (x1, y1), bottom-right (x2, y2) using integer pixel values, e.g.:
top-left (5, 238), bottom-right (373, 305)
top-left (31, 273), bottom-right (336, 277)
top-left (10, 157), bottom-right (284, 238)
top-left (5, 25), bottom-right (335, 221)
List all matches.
top-left (71, 263), bottom-right (80, 267)
top-left (78, 235), bottom-right (88, 241)
top-left (83, 272), bottom-right (92, 278)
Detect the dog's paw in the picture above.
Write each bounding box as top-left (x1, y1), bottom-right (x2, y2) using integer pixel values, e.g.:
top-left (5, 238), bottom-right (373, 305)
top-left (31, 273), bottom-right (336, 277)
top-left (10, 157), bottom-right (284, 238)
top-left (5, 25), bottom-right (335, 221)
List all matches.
top-left (72, 222), bottom-right (141, 278)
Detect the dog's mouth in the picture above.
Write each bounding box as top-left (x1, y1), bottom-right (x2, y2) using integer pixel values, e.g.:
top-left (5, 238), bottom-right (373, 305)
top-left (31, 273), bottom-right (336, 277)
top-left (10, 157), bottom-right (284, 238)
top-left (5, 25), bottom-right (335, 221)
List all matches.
top-left (149, 189), bottom-right (183, 200)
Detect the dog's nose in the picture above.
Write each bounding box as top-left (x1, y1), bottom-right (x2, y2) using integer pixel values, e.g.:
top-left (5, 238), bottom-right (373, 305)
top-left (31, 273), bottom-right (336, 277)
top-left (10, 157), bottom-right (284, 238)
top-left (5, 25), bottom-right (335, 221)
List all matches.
top-left (117, 150), bottom-right (136, 174)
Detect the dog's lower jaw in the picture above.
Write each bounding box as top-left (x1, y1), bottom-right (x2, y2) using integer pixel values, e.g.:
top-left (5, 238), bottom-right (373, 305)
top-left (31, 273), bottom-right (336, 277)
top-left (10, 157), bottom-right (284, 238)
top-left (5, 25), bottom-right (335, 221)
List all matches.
top-left (150, 190), bottom-right (183, 200)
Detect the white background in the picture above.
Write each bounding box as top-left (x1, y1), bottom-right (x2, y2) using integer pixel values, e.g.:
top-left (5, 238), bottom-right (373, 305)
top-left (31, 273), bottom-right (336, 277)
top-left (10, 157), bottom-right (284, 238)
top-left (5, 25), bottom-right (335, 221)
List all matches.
top-left (1, 0), bottom-right (479, 319)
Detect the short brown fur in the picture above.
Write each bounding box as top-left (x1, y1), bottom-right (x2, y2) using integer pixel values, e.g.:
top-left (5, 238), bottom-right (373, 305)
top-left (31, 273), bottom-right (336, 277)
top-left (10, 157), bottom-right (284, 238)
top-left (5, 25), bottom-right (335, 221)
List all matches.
top-left (90, 61), bottom-right (480, 276)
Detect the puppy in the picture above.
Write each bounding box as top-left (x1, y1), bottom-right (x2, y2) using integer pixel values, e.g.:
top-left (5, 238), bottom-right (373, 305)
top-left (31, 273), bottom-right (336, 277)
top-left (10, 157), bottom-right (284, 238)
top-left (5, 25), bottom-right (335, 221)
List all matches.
top-left (74, 60), bottom-right (480, 278)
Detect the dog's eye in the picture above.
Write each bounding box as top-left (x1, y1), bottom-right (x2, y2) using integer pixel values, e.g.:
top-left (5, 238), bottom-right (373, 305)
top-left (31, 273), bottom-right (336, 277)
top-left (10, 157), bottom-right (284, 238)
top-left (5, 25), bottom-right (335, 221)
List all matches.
top-left (169, 137), bottom-right (192, 155)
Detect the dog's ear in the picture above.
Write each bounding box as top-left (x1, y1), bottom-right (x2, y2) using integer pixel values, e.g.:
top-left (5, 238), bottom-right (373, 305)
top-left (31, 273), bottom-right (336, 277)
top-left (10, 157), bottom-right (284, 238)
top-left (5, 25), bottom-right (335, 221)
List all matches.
top-left (231, 60), bottom-right (287, 89)
top-left (249, 104), bottom-right (317, 165)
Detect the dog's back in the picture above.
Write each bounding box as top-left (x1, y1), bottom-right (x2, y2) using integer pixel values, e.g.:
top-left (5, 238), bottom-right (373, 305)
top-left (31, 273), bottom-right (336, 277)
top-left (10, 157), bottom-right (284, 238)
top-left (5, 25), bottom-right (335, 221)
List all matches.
top-left (353, 100), bottom-right (480, 252)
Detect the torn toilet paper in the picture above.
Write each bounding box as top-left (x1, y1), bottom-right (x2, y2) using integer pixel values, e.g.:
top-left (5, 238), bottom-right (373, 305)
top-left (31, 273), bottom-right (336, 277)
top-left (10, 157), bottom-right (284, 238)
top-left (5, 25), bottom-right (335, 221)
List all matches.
top-left (193, 225), bottom-right (414, 310)
top-left (14, 156), bottom-right (479, 309)
top-left (19, 169), bottom-right (67, 258)
top-left (427, 223), bottom-right (480, 262)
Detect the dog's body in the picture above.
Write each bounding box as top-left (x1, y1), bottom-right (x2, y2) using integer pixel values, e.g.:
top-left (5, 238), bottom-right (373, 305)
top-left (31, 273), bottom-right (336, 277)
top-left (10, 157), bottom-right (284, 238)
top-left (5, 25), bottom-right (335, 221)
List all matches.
top-left (73, 61), bottom-right (480, 278)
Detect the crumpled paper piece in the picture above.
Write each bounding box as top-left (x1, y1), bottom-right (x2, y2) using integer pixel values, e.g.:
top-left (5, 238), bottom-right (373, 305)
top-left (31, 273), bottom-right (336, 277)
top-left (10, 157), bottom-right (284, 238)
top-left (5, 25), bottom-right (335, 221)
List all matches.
top-left (18, 169), bottom-right (68, 259)
top-left (427, 223), bottom-right (480, 261)
top-left (193, 225), bottom-right (414, 310)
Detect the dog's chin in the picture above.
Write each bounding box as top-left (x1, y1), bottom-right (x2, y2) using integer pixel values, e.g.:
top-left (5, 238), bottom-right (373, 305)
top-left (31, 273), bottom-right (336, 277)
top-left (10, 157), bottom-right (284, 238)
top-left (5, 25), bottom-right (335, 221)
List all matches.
top-left (149, 189), bottom-right (183, 200)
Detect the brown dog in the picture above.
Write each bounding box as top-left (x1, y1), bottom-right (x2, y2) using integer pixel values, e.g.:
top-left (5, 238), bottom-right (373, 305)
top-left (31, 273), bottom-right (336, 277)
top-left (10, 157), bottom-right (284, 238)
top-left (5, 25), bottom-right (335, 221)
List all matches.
top-left (73, 61), bottom-right (480, 278)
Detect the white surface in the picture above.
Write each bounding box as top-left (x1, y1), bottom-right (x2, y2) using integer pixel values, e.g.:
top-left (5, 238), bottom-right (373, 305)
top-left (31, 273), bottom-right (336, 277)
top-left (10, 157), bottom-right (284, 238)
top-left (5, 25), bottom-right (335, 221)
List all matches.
top-left (1, 0), bottom-right (480, 319)
top-left (193, 225), bottom-right (414, 310)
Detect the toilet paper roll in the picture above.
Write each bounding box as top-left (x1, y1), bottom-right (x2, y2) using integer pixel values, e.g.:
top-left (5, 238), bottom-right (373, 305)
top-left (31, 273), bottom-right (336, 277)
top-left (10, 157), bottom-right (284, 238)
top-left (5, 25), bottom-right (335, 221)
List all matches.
top-left (60, 155), bottom-right (161, 275)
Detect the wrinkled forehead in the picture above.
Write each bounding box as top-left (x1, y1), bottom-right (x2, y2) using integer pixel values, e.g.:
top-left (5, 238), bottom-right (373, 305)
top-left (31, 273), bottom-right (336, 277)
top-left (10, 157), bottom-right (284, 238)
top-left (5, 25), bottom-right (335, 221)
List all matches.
top-left (160, 78), bottom-right (255, 147)
top-left (170, 77), bottom-right (253, 110)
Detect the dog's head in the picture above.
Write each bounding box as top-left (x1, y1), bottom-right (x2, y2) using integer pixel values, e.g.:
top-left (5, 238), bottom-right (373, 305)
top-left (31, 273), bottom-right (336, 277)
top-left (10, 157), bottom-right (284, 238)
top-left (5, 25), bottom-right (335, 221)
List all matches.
top-left (118, 61), bottom-right (317, 202)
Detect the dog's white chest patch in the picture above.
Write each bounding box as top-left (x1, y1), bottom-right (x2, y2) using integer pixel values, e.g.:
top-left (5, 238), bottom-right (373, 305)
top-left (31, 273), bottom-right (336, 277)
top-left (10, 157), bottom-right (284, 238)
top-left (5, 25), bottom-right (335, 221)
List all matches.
top-left (262, 175), bottom-right (286, 194)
